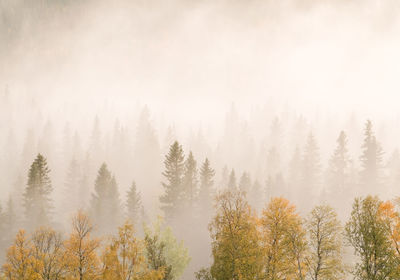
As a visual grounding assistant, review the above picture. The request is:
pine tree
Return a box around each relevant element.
[63,158,81,219]
[182,151,198,207]
[126,181,142,227]
[90,163,121,234]
[301,133,321,208]
[359,120,384,194]
[4,197,18,245]
[219,166,229,189]
[160,141,185,222]
[23,154,53,229]
[198,158,215,217]
[238,172,251,194]
[327,131,351,192]
[249,180,263,213]
[227,169,237,190]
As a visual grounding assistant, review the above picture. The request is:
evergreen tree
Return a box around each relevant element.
[160,141,185,222]
[327,131,351,193]
[23,154,53,229]
[301,133,321,207]
[386,150,400,195]
[90,163,121,234]
[126,181,142,227]
[219,166,229,189]
[249,180,263,213]
[238,172,251,194]
[227,169,237,190]
[288,147,302,201]
[198,158,215,216]
[182,151,198,207]
[4,197,18,244]
[359,120,384,194]
[63,158,81,219]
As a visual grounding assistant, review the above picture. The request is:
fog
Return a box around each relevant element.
[1,0,400,279]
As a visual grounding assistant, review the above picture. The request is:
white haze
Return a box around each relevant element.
[2,0,400,278]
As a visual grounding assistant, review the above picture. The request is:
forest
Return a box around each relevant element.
[2,0,400,279]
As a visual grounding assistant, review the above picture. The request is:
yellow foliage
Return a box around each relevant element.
[261,197,307,280]
[2,230,38,280]
[209,190,263,280]
[101,221,164,280]
[64,210,101,280]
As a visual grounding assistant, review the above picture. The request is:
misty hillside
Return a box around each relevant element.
[1,0,400,280]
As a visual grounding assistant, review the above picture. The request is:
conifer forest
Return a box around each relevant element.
[2,0,400,279]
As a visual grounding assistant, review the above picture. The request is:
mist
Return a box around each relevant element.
[1,0,400,279]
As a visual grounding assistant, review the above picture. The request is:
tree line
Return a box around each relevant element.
[0,119,399,279]
[195,191,400,280]
[2,210,189,280]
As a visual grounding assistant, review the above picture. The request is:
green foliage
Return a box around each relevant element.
[345,196,400,280]
[210,190,262,280]
[144,218,190,280]
[306,205,345,280]
[90,163,121,234]
[182,151,198,207]
[24,154,53,229]
[359,120,384,192]
[160,141,185,222]
[126,181,143,227]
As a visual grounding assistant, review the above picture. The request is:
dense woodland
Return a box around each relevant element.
[1,88,400,279]
[2,0,400,279]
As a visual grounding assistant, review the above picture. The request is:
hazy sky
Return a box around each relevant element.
[2,0,400,122]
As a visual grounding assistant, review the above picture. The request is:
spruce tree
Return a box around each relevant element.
[126,181,142,226]
[183,151,198,206]
[90,163,121,234]
[198,158,215,216]
[63,158,81,218]
[249,180,263,213]
[239,172,251,194]
[160,141,185,222]
[227,169,237,190]
[301,133,321,206]
[327,131,351,195]
[23,154,53,229]
[359,120,384,193]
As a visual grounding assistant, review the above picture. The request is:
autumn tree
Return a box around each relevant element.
[24,154,53,230]
[379,200,400,260]
[64,211,101,280]
[160,141,185,222]
[31,227,66,280]
[90,163,122,234]
[346,196,399,280]
[306,205,344,280]
[209,190,262,280]
[260,197,307,280]
[145,231,172,280]
[101,222,164,280]
[144,218,190,280]
[2,230,36,280]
